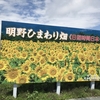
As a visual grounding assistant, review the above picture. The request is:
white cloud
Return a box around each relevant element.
[44,0,100,29]
[0,0,100,33]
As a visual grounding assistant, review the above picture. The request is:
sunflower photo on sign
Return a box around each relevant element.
[1,21,100,84]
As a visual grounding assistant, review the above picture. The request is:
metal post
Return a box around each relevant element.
[56,82,61,95]
[13,84,18,98]
[91,81,95,90]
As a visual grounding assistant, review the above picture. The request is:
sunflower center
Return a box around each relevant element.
[59,55,63,59]
[90,70,95,75]
[22,53,26,57]
[68,76,72,80]
[51,69,56,75]
[30,58,34,61]
[51,57,55,62]
[89,56,93,61]
[25,66,28,71]
[39,51,43,55]
[33,53,37,56]
[9,71,18,79]
[81,57,85,61]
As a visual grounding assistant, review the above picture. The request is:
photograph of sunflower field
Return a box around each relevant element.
[1,21,100,84]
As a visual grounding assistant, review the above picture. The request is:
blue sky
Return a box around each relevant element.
[0,0,100,33]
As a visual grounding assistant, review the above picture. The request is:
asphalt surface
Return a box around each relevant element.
[69,96,100,100]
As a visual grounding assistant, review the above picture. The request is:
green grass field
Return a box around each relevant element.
[0,82,100,100]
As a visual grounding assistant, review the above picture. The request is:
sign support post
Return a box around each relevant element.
[56,82,61,95]
[90,81,95,90]
[13,84,18,98]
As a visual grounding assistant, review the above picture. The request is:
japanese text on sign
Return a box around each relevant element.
[6,27,68,40]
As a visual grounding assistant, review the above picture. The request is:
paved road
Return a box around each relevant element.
[69,96,100,100]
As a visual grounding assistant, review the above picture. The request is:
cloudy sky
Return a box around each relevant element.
[0,0,100,32]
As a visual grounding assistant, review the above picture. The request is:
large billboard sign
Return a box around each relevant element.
[1,21,100,84]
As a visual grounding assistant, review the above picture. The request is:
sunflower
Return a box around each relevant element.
[21,62,31,73]
[88,55,94,63]
[15,52,21,58]
[80,63,87,71]
[48,66,58,78]
[2,51,7,58]
[5,68,20,82]
[84,51,89,56]
[39,57,46,65]
[12,49,18,54]
[0,60,7,70]
[92,50,97,56]
[21,51,28,59]
[78,53,86,64]
[38,50,44,56]
[28,56,35,62]
[35,55,41,62]
[16,75,29,84]
[64,72,75,82]
[88,67,96,75]
[6,53,13,59]
[57,52,65,61]
[48,55,57,64]
[37,68,47,78]
[59,68,66,75]
[56,72,64,82]
[34,66,42,74]
[49,50,56,56]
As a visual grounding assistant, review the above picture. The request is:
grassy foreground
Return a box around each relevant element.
[0,82,100,100]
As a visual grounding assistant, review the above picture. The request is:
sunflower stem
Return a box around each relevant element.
[56,82,61,95]
[13,84,18,98]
